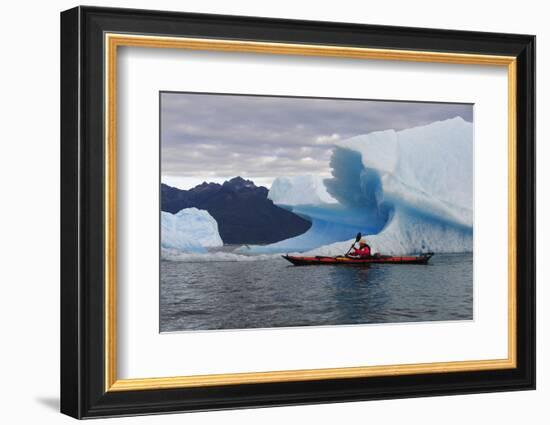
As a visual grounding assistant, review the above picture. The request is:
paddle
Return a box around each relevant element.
[344,232,362,256]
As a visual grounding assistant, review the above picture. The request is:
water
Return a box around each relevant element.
[160,252,473,332]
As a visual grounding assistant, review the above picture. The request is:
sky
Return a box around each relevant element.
[161,92,472,190]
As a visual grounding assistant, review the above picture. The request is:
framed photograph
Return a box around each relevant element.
[60,6,535,419]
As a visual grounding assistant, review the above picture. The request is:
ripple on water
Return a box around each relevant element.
[160,253,473,331]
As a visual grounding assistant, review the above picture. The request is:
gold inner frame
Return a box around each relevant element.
[104,33,517,392]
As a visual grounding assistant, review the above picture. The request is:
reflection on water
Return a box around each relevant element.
[160,253,473,332]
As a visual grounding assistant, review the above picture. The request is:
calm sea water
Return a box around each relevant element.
[160,252,473,332]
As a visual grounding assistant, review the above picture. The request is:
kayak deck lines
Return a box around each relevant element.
[282,253,434,266]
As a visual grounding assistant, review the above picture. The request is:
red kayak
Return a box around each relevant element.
[282,253,434,266]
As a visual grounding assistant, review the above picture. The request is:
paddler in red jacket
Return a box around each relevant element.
[349,239,371,258]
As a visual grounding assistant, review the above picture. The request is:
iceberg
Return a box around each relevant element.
[268,175,337,205]
[161,208,223,253]
[333,116,473,228]
[247,117,473,255]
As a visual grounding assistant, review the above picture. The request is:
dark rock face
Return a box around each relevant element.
[161,177,311,244]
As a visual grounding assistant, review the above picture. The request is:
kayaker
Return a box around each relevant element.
[349,239,371,258]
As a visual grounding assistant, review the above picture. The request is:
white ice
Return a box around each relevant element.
[338,116,473,228]
[161,248,279,262]
[161,208,223,253]
[268,175,337,205]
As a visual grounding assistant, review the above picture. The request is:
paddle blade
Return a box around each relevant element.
[355,232,362,242]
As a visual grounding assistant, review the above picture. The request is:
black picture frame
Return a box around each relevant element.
[61,5,535,419]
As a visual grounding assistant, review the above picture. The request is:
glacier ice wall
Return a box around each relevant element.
[253,117,473,255]
[161,208,223,253]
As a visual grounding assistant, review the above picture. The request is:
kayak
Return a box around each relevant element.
[282,253,434,266]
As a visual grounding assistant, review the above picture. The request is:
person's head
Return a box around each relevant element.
[359,239,367,247]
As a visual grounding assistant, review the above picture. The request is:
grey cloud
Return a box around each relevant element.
[161,92,472,180]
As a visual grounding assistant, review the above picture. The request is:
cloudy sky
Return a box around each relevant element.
[161,92,472,190]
